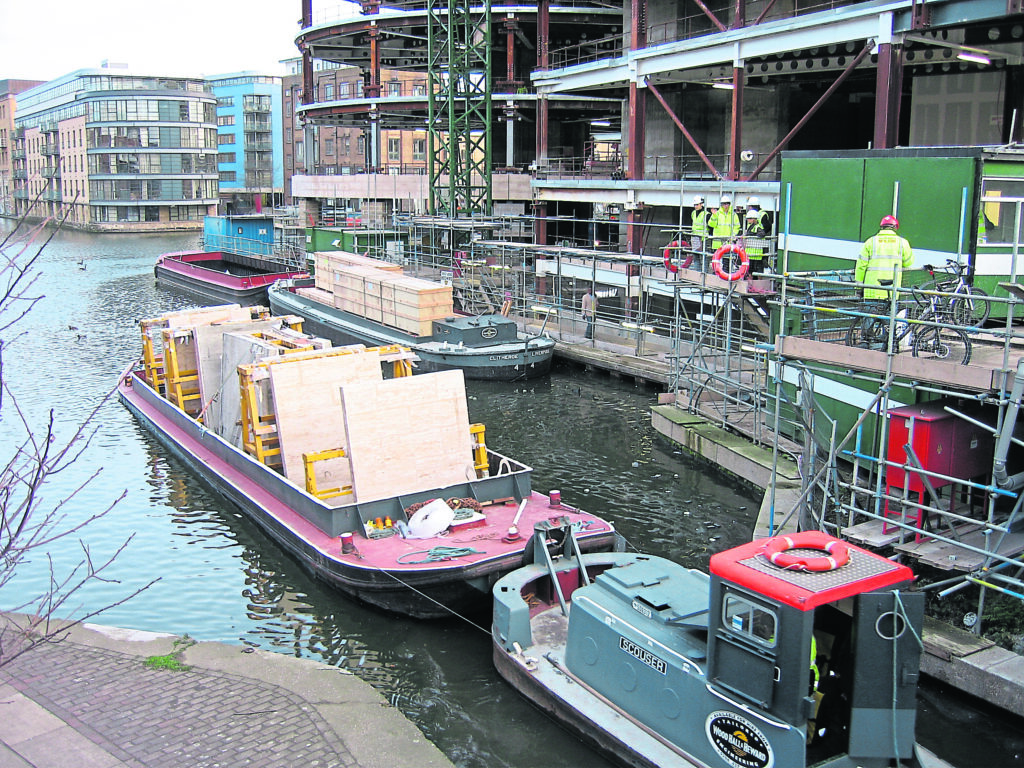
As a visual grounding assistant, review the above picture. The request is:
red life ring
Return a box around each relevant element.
[762,532,850,572]
[662,241,693,273]
[711,244,749,281]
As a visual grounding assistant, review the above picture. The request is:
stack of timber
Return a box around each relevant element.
[119,304,618,617]
[270,250,556,380]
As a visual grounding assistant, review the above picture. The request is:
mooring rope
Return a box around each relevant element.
[396,546,484,564]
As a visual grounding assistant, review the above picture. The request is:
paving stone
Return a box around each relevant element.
[0,641,355,768]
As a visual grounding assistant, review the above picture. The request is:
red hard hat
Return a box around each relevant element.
[880,215,899,229]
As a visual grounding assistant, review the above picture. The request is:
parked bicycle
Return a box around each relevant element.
[919,259,990,326]
[845,283,972,364]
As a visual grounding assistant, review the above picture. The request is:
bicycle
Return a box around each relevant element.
[919,259,990,326]
[844,284,972,364]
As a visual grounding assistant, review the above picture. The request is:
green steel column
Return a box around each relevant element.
[427,0,493,217]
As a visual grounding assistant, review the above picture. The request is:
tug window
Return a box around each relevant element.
[723,595,777,648]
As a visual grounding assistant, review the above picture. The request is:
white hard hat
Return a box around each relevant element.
[693,195,704,205]
[720,195,731,204]
[747,196,760,208]
[746,209,758,219]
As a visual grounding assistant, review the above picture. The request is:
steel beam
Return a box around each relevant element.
[873,41,904,149]
[745,41,874,181]
[645,79,723,180]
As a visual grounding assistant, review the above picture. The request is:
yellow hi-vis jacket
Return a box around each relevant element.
[709,206,740,246]
[855,229,913,300]
[691,208,709,237]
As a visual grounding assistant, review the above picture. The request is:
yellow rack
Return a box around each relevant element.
[303,448,353,500]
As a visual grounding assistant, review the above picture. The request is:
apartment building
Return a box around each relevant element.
[1,79,45,218]
[209,72,284,214]
[13,66,218,231]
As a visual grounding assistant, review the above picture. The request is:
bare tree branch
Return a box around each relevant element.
[0,212,156,668]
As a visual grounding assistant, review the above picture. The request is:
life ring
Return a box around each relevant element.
[711,244,749,281]
[762,532,850,572]
[662,241,693,273]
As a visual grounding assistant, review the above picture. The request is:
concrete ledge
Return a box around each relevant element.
[921,641,1024,715]
[651,405,799,490]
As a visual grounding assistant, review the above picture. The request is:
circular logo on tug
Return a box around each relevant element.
[481,327,498,339]
[705,711,773,768]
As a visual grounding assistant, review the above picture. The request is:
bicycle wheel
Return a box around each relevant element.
[845,316,888,349]
[950,286,990,326]
[912,326,972,364]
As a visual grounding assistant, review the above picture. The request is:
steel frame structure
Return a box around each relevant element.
[427,0,493,218]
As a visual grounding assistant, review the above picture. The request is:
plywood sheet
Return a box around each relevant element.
[340,370,474,503]
[268,351,383,487]
[165,304,251,329]
[194,319,284,428]
[214,329,290,445]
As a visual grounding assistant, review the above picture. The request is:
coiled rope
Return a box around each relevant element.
[397,546,484,564]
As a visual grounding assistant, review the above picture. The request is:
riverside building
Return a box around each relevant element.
[13,66,218,231]
[208,72,284,214]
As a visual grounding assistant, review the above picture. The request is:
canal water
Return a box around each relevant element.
[0,220,1019,767]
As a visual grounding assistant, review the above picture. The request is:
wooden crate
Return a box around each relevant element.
[296,286,334,305]
[315,250,403,273]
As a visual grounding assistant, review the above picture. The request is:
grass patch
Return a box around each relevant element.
[144,634,196,672]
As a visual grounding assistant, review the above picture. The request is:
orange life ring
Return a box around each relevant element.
[762,533,850,572]
[711,244,749,281]
[663,241,693,273]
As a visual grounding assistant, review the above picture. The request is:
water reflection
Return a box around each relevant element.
[3,220,1015,768]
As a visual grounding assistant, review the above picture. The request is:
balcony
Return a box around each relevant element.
[243,103,271,114]
[243,139,274,152]
[13,169,27,180]
[41,142,59,156]
[42,188,62,201]
[40,120,58,134]
[243,119,272,133]
[12,148,26,160]
[13,189,28,199]
[244,171,274,188]
[42,165,61,179]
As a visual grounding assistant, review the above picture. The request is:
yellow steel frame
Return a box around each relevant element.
[237,343,417,468]
[470,422,488,477]
[237,364,282,468]
[140,318,167,390]
[161,329,203,417]
[302,447,353,500]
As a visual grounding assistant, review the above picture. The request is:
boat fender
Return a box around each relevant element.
[711,244,749,281]
[662,241,693,273]
[763,533,850,572]
[407,498,456,539]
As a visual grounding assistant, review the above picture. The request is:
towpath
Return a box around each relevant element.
[0,619,454,768]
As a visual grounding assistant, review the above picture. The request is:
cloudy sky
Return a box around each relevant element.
[0,1,358,81]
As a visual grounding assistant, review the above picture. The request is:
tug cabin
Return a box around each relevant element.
[708,532,924,764]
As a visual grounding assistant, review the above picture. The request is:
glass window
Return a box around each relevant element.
[412,138,425,161]
[388,137,400,162]
[325,83,334,99]
[723,594,777,648]
[980,178,1024,246]
[217,115,235,126]
[218,134,235,145]
[324,138,334,155]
